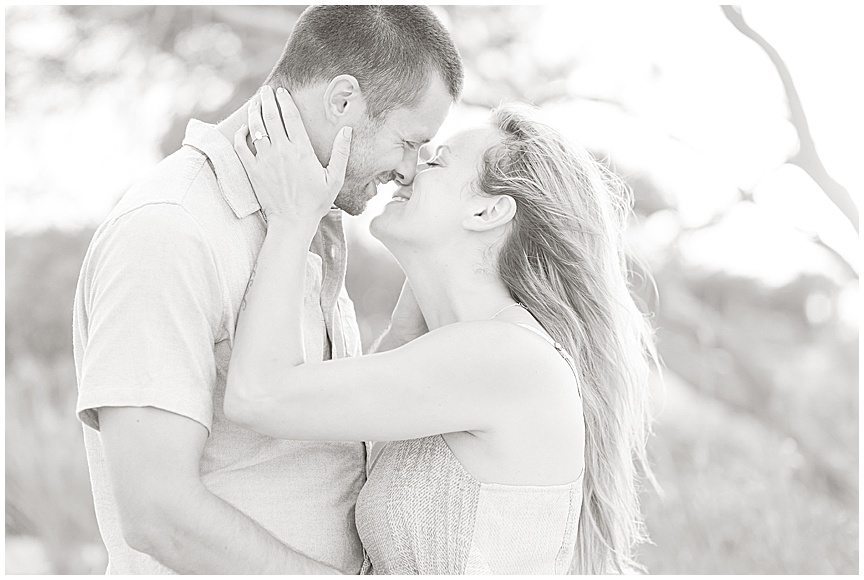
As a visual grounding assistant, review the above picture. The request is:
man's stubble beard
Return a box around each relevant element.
[332,120,379,217]
[333,174,371,217]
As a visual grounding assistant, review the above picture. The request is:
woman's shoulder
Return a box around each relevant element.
[429,319,564,357]
[428,321,585,484]
[419,320,578,397]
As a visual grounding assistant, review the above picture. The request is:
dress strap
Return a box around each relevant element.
[513,323,581,398]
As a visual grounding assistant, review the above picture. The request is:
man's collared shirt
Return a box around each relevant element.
[73,119,365,574]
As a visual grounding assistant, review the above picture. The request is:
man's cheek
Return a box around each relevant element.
[344,155,369,183]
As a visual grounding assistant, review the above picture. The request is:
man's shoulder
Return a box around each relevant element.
[91,142,244,254]
[81,146,220,277]
[108,146,211,219]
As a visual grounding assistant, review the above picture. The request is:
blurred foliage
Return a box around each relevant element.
[5,5,858,574]
[5,230,103,573]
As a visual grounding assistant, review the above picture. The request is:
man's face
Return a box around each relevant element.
[333,76,453,216]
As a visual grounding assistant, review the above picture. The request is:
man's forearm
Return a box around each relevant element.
[135,482,340,574]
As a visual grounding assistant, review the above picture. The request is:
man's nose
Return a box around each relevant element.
[393,149,420,186]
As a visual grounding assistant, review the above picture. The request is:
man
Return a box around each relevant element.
[73,6,462,574]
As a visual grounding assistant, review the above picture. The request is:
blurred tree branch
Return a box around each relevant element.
[722,5,859,233]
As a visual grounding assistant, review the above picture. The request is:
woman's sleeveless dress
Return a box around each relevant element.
[355,323,584,574]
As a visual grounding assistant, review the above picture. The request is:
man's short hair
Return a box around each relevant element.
[266,5,464,120]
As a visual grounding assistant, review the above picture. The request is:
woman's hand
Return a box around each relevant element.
[235,85,352,226]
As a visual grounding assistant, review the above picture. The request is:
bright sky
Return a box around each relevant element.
[5,5,861,288]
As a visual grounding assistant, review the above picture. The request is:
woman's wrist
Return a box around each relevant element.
[264,213,320,241]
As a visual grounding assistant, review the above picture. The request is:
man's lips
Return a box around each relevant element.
[364,175,393,198]
[364,182,378,199]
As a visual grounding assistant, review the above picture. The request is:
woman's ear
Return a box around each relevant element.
[462,195,517,232]
[323,75,366,123]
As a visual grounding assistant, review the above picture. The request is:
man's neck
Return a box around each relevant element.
[216,105,253,151]
[215,86,328,162]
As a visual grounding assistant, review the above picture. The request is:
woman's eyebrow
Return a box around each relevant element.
[420,143,450,162]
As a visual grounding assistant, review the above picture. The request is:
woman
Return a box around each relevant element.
[224,90,657,574]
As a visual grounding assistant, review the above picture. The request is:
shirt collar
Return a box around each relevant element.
[182,119,346,230]
[182,119,261,219]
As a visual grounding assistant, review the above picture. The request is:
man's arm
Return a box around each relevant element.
[99,406,339,574]
[368,279,428,354]
[77,203,342,573]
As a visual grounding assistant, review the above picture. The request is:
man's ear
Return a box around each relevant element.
[462,195,517,232]
[323,75,365,123]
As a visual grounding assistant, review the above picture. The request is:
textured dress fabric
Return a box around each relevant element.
[355,321,584,575]
[355,435,583,575]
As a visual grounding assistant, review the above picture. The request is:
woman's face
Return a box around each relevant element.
[369,124,502,251]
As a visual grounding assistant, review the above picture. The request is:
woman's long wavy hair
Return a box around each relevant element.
[476,103,659,574]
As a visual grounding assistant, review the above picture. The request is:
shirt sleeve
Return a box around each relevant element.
[76,203,224,433]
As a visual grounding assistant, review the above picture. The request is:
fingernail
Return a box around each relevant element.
[343,127,353,139]
[276,86,285,94]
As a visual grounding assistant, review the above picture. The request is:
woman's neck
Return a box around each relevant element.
[399,253,516,331]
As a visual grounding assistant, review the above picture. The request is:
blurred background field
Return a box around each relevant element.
[4,5,859,574]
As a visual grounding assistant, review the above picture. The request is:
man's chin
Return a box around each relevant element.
[334,183,376,216]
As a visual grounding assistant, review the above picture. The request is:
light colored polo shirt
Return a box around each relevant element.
[73,119,366,574]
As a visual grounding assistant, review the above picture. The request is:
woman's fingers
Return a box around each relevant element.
[325,126,352,194]
[233,123,255,167]
[247,94,271,154]
[260,86,288,147]
[275,87,313,150]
